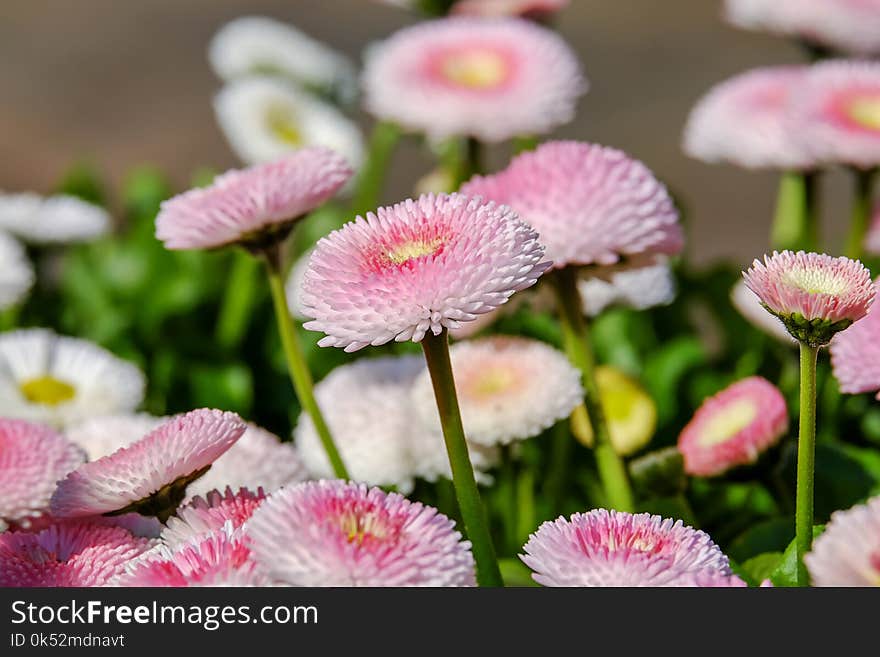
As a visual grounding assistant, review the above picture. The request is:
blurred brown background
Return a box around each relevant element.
[0,0,854,264]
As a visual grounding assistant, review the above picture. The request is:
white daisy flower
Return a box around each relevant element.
[208,16,357,105]
[578,257,677,317]
[0,192,110,244]
[730,279,794,345]
[0,329,145,428]
[65,413,164,461]
[214,77,364,172]
[0,232,34,311]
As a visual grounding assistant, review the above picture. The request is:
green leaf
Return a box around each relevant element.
[642,336,707,425]
[727,517,793,562]
[769,525,825,587]
[741,552,783,585]
[499,558,538,587]
[638,495,696,527]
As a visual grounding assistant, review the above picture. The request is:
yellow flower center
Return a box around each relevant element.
[386,238,444,265]
[338,512,388,545]
[783,268,850,296]
[266,106,302,146]
[19,376,76,406]
[441,50,508,89]
[469,366,517,399]
[698,398,757,447]
[847,96,880,131]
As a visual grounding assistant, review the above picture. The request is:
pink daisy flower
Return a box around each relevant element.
[301,193,549,352]
[451,0,569,18]
[0,520,153,587]
[686,570,750,587]
[677,377,789,477]
[462,141,683,268]
[120,523,268,587]
[831,280,880,399]
[790,60,880,169]
[805,495,880,586]
[866,202,880,255]
[247,481,476,586]
[521,509,732,586]
[362,17,585,142]
[50,409,247,522]
[0,419,84,526]
[155,147,353,251]
[743,251,875,346]
[162,487,267,548]
[683,66,812,170]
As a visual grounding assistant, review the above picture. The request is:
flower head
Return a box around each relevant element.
[301,193,549,352]
[162,487,267,548]
[0,329,145,429]
[0,232,33,311]
[462,141,683,268]
[731,279,794,344]
[683,66,812,170]
[247,481,476,586]
[214,77,364,170]
[830,280,880,399]
[0,192,109,244]
[412,336,582,446]
[743,251,875,345]
[578,256,676,316]
[452,0,569,17]
[65,413,164,461]
[0,520,152,587]
[805,495,880,586]
[0,419,84,525]
[362,17,585,142]
[790,60,880,169]
[521,509,732,586]
[678,377,788,477]
[156,147,353,251]
[50,409,247,522]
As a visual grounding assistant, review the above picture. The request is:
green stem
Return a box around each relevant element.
[421,330,503,587]
[351,121,401,216]
[771,170,819,252]
[545,420,572,514]
[264,249,349,479]
[215,250,262,349]
[552,268,635,512]
[845,167,876,260]
[513,136,539,154]
[795,343,818,587]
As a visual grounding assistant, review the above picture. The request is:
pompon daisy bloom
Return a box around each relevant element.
[155,147,353,251]
[452,0,569,17]
[831,280,880,399]
[0,231,34,310]
[187,424,308,500]
[731,279,794,344]
[866,203,880,255]
[0,520,152,587]
[805,495,880,586]
[743,251,875,345]
[0,192,110,244]
[362,17,586,142]
[209,16,357,104]
[683,66,812,170]
[121,522,268,587]
[521,509,732,587]
[790,60,880,169]
[411,337,582,446]
[50,409,247,522]
[0,419,84,526]
[578,256,676,317]
[678,377,789,477]
[301,193,550,352]
[162,487,266,548]
[247,481,476,586]
[65,413,164,461]
[214,77,364,171]
[0,329,145,429]
[462,141,683,268]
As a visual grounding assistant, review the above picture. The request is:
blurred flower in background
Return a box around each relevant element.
[0,192,109,244]
[0,232,34,311]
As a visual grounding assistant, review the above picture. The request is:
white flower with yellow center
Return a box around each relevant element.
[0,193,109,244]
[0,232,34,311]
[0,329,145,429]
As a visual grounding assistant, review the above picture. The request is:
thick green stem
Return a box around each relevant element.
[264,250,348,479]
[552,268,635,512]
[795,343,818,587]
[351,121,401,216]
[771,170,819,252]
[845,168,876,259]
[216,250,262,349]
[421,330,503,587]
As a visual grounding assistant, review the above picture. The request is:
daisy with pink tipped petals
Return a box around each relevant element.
[678,377,789,477]
[683,66,811,170]
[301,193,549,352]
[155,147,352,251]
[452,0,569,17]
[0,520,152,587]
[162,487,266,548]
[521,509,732,587]
[50,409,247,522]
[362,17,585,142]
[743,251,874,346]
[0,418,84,526]
[831,280,880,399]
[805,496,880,586]
[462,141,683,268]
[247,481,476,586]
